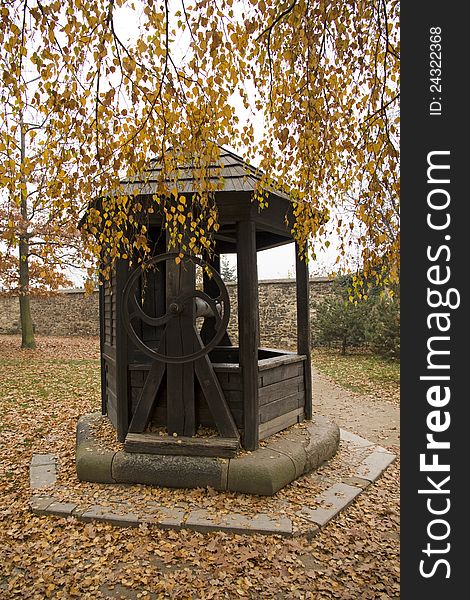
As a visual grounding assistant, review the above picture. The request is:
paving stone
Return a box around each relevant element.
[45,501,78,517]
[374,445,396,455]
[340,475,371,489]
[141,505,186,527]
[30,495,56,515]
[74,412,340,497]
[75,414,117,483]
[79,505,140,528]
[31,454,56,467]
[354,450,396,482]
[340,429,375,448]
[30,415,395,535]
[297,482,362,527]
[185,509,293,536]
[30,464,57,489]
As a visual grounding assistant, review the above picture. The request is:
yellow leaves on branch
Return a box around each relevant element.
[1,0,399,287]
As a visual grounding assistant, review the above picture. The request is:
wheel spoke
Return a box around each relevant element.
[142,313,173,327]
[121,252,230,363]
[130,292,173,327]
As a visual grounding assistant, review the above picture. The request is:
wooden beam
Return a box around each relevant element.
[141,237,166,344]
[252,194,293,234]
[124,433,239,457]
[237,220,260,450]
[166,257,196,436]
[165,321,186,436]
[181,316,197,436]
[295,243,312,420]
[255,231,292,252]
[214,233,237,244]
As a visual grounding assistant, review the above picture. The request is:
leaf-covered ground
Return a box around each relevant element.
[0,336,399,599]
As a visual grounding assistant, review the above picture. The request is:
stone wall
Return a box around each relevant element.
[0,278,335,348]
[226,278,334,350]
[0,290,100,336]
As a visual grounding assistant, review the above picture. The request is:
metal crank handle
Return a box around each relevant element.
[194,297,222,318]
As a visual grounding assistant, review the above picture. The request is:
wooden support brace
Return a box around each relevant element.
[128,360,166,433]
[193,330,239,440]
[128,333,167,433]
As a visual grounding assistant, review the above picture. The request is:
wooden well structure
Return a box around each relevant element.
[98,148,312,455]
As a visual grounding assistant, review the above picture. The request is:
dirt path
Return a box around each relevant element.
[312,366,400,448]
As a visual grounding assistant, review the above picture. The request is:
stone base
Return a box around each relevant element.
[31,426,396,536]
[76,412,340,496]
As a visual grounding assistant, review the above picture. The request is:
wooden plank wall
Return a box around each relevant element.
[103,271,117,347]
[258,359,305,440]
[127,355,306,443]
[103,351,118,429]
[128,365,244,432]
[102,270,118,428]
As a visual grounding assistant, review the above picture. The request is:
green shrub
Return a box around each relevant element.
[313,296,368,355]
[313,273,400,357]
[365,298,400,358]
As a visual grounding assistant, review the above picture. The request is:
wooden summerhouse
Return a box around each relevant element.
[97,148,312,455]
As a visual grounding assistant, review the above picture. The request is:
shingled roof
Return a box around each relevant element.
[120,146,291,201]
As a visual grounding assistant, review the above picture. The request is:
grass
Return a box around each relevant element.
[312,346,400,403]
[0,359,100,405]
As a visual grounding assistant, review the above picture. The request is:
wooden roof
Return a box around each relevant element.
[79,147,296,250]
[121,147,291,201]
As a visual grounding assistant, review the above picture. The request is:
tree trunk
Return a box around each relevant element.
[18,234,35,348]
[341,337,347,355]
[19,116,35,349]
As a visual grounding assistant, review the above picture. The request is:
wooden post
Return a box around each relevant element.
[142,238,166,345]
[200,254,220,345]
[237,220,259,450]
[295,243,312,420]
[115,258,130,442]
[166,257,196,437]
[98,278,107,415]
[200,253,231,346]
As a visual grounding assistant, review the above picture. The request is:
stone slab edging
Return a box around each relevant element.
[30,424,395,538]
